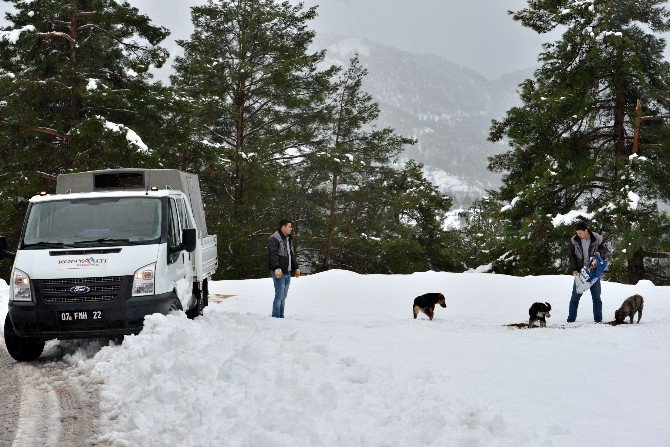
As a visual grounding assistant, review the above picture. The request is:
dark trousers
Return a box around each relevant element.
[568,278,602,322]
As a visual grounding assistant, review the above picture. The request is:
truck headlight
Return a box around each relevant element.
[132,262,156,296]
[11,268,32,301]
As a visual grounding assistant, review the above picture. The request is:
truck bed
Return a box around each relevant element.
[196,235,218,281]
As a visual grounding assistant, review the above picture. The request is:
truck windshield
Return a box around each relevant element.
[22,197,162,248]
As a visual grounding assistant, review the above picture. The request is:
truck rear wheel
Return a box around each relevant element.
[185,285,202,320]
[203,278,209,308]
[4,314,44,362]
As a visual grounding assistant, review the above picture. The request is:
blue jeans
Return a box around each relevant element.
[568,278,602,322]
[272,274,291,318]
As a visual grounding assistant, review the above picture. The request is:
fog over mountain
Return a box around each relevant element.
[317,35,534,206]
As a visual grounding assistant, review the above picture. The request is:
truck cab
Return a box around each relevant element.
[1,169,218,361]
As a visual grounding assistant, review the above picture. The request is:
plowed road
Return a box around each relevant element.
[0,338,104,447]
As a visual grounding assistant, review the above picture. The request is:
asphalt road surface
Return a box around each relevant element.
[0,337,105,447]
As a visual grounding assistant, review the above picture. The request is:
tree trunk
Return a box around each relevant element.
[323,95,345,270]
[322,173,338,270]
[64,1,80,158]
[336,201,363,266]
[612,42,627,173]
[626,250,646,284]
[234,77,245,209]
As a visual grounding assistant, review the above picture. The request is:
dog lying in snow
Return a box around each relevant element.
[615,294,644,324]
[528,302,551,328]
[413,293,446,320]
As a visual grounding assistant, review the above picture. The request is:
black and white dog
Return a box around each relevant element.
[413,293,446,320]
[528,302,552,328]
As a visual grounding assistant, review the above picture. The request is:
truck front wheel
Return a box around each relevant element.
[4,314,44,362]
[169,296,183,313]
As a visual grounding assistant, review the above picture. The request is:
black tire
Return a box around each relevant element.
[185,285,202,320]
[169,296,183,313]
[4,314,44,362]
[202,278,209,309]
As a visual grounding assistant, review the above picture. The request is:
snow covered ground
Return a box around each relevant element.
[2,271,670,446]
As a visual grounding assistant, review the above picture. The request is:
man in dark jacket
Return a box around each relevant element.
[268,219,300,318]
[567,220,609,323]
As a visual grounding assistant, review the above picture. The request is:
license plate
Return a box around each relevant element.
[60,310,103,322]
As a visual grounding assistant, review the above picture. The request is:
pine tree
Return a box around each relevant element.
[171,0,336,279]
[489,0,670,283]
[0,0,170,277]
[318,55,415,270]
[459,197,507,270]
[330,161,460,274]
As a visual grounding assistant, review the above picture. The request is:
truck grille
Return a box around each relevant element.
[38,277,123,303]
[44,295,118,303]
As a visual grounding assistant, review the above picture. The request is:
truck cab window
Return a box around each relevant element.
[168,199,182,248]
[177,197,191,230]
[22,197,162,246]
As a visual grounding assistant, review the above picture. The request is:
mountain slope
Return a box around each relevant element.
[317,35,535,205]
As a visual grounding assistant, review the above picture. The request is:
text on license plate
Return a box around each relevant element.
[60,311,103,321]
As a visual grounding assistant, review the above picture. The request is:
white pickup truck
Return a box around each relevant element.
[0,169,218,361]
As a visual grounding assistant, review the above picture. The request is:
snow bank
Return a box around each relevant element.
[48,270,670,446]
[88,309,539,446]
[466,263,492,273]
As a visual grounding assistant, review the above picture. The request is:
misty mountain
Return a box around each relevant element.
[316,35,535,206]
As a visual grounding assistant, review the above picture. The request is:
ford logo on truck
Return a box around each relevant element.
[70,286,91,294]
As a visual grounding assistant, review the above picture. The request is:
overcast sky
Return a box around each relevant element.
[3,1,670,79]
[131,0,548,79]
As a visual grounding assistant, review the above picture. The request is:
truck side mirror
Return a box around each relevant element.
[182,228,197,253]
[0,236,16,260]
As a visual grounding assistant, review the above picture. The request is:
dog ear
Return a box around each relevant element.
[545,302,551,308]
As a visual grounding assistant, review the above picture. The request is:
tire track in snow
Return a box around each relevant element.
[0,341,21,447]
[1,339,108,447]
[11,363,61,447]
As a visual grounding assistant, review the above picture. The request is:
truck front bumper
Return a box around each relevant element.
[7,276,175,340]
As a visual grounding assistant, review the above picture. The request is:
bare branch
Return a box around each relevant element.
[35,127,72,143]
[37,31,75,44]
[36,171,57,180]
[205,126,237,148]
[643,251,670,259]
[81,106,138,114]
